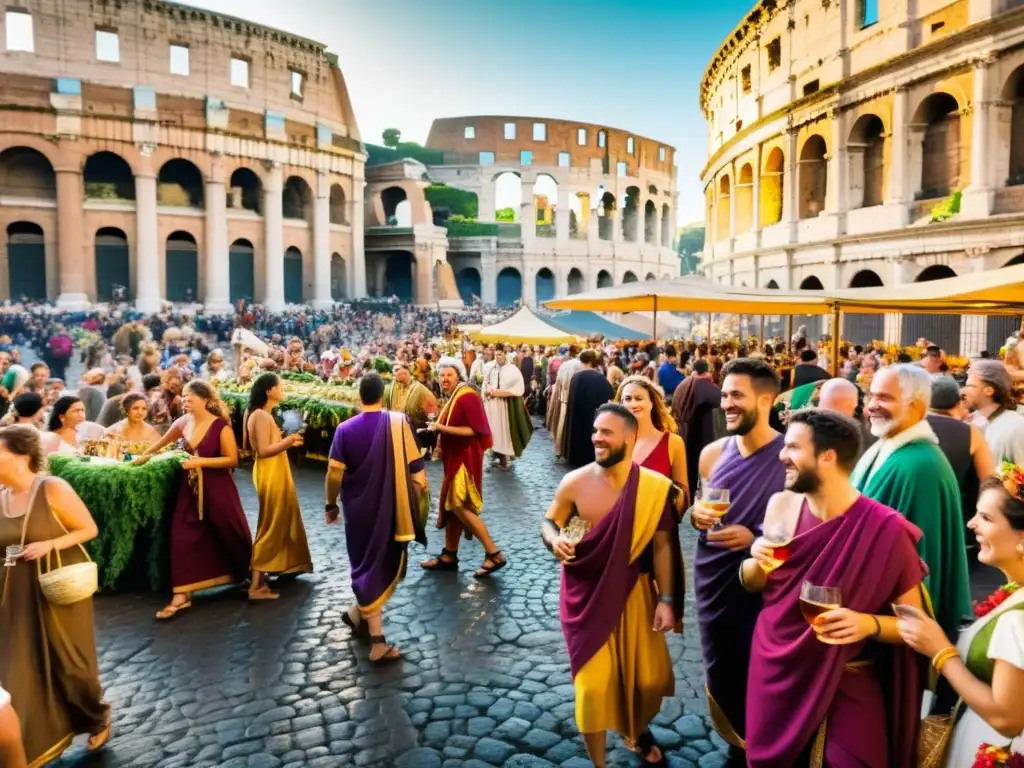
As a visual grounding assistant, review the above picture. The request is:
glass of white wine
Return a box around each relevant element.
[560,516,592,562]
[699,486,730,530]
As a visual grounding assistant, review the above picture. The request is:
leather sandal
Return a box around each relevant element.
[86,710,112,752]
[420,548,459,571]
[156,597,192,620]
[342,609,371,641]
[368,635,402,666]
[473,550,507,578]
[630,730,667,766]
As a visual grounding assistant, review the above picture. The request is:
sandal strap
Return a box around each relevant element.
[485,550,503,560]
[369,634,387,644]
[440,548,459,559]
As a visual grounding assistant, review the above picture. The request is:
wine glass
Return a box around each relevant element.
[699,486,730,530]
[759,522,794,574]
[4,545,23,567]
[560,516,592,562]
[800,581,843,642]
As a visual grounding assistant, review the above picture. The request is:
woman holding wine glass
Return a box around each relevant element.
[897,469,1024,766]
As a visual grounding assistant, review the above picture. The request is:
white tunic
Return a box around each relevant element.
[482,361,525,457]
[945,588,1024,767]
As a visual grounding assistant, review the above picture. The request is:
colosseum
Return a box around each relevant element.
[699,0,1024,355]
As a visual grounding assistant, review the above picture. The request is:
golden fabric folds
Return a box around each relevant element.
[439,385,473,426]
[388,412,418,543]
[444,464,483,515]
[251,426,313,576]
[358,551,407,616]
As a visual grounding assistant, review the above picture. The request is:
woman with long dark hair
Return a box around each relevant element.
[135,380,253,619]
[244,374,311,598]
[41,395,87,456]
[104,392,160,446]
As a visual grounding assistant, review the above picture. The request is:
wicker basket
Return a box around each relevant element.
[918,702,960,768]
[36,545,98,606]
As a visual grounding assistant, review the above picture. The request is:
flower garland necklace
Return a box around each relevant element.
[972,743,1024,768]
[974,582,1021,619]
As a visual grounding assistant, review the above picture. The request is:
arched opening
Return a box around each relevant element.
[903,264,959,350]
[158,159,204,207]
[916,93,961,199]
[1005,67,1024,186]
[644,200,658,244]
[535,267,555,304]
[623,271,638,283]
[661,203,672,247]
[1003,253,1024,268]
[915,264,957,282]
[849,115,885,208]
[229,168,262,214]
[165,231,198,302]
[494,172,522,222]
[331,254,347,300]
[844,270,885,344]
[796,275,824,340]
[760,147,784,226]
[6,222,46,300]
[0,147,56,200]
[736,163,754,233]
[381,186,410,227]
[496,267,522,306]
[598,190,616,240]
[645,272,657,281]
[229,239,255,303]
[800,276,824,290]
[799,135,827,219]
[329,184,347,225]
[849,269,883,288]
[765,279,779,289]
[384,251,414,302]
[534,174,558,237]
[456,267,481,304]
[570,192,587,239]
[83,152,135,201]
[94,227,130,301]
[716,175,731,237]
[597,269,613,288]
[624,186,641,241]
[283,176,313,223]
[567,268,584,295]
[284,246,304,303]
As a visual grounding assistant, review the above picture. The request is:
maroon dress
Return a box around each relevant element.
[170,418,253,594]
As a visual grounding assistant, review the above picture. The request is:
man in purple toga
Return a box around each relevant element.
[742,410,927,766]
[325,372,427,664]
[690,358,784,765]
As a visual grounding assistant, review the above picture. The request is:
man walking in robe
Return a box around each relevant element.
[691,358,785,765]
[671,358,722,489]
[420,358,507,577]
[546,345,581,458]
[743,410,927,767]
[325,373,427,664]
[543,403,679,767]
[564,349,614,468]
[383,362,437,443]
[852,363,972,633]
[482,346,529,469]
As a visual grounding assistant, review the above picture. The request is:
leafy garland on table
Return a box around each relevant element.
[278,371,320,384]
[218,391,359,431]
[48,452,187,591]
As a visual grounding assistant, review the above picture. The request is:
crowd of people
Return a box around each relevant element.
[0,300,1021,767]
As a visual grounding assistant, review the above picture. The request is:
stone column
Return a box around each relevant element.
[521,181,536,242]
[633,202,645,245]
[612,205,624,243]
[555,188,570,246]
[587,204,599,251]
[311,170,333,308]
[350,175,367,298]
[751,145,762,237]
[134,146,161,313]
[961,55,996,219]
[204,156,232,313]
[884,312,904,346]
[56,167,88,309]
[960,314,987,358]
[781,129,798,241]
[263,162,285,311]
[728,177,738,240]
[885,87,910,205]
[825,110,847,214]
[522,263,537,307]
[481,245,497,305]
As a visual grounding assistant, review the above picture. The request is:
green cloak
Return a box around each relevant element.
[507,397,533,458]
[851,440,972,633]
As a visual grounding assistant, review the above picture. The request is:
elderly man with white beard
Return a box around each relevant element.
[851,363,972,634]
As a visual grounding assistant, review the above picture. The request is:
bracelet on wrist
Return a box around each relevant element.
[870,615,882,638]
[658,594,673,604]
[932,647,960,674]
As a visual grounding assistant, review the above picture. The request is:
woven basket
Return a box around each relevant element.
[36,545,98,606]
[918,702,960,768]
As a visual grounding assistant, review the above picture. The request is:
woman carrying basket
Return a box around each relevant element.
[0,424,111,765]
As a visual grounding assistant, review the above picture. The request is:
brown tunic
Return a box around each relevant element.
[0,477,107,767]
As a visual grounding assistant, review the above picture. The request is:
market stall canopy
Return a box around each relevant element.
[545,311,651,341]
[544,276,834,315]
[617,311,691,338]
[471,306,579,345]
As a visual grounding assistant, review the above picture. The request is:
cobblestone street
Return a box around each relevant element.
[55,427,727,768]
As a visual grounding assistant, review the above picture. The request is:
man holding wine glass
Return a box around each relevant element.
[742,409,928,767]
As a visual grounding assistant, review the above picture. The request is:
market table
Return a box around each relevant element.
[48,452,186,592]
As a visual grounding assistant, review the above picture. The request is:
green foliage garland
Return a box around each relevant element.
[279,371,320,383]
[930,191,962,222]
[49,453,186,591]
[424,184,479,218]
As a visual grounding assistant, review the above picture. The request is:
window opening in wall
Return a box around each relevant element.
[290,70,304,99]
[860,0,879,27]
[504,122,516,140]
[577,128,587,146]
[558,151,571,167]
[931,21,945,34]
[520,150,533,166]
[532,122,547,141]
[627,136,635,155]
[464,126,475,139]
[767,37,781,71]
[598,130,606,148]
[170,44,190,76]
[5,9,33,52]
[616,161,627,177]
[479,151,495,165]
[96,29,119,62]
[230,57,250,88]
[741,65,752,93]
[803,79,819,96]
[658,147,666,162]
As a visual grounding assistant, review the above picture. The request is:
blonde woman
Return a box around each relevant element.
[614,375,688,497]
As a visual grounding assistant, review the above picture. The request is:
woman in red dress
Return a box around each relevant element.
[615,375,688,494]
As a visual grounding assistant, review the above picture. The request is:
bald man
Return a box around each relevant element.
[818,378,858,418]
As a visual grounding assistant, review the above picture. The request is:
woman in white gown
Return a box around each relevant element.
[898,471,1024,765]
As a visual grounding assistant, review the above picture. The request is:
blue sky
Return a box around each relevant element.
[192,0,754,224]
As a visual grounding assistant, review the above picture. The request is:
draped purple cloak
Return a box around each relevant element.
[330,412,426,609]
[746,496,927,767]
[694,434,785,744]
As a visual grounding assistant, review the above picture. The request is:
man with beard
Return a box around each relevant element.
[962,359,1024,465]
[742,410,927,767]
[420,358,507,577]
[383,362,437,442]
[690,357,785,765]
[542,403,679,767]
[851,364,971,634]
[482,346,530,469]
[671,358,722,488]
[563,349,615,468]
